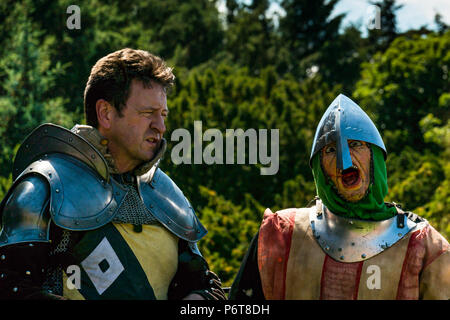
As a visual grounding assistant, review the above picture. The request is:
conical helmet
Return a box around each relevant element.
[310,94,386,170]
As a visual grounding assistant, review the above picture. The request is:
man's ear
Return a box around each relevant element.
[96,99,114,130]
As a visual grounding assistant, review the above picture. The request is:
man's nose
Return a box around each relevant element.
[152,114,166,135]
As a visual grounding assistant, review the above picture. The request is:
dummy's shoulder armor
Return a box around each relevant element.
[138,168,207,242]
[309,199,418,263]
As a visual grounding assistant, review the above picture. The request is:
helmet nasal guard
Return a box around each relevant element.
[310,94,386,170]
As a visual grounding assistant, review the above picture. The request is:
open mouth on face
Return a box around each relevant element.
[146,137,159,147]
[340,166,361,188]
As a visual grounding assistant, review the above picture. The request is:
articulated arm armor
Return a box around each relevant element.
[168,241,226,300]
[0,175,60,299]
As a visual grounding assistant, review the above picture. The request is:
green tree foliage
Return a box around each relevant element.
[223,0,277,72]
[414,114,449,237]
[0,0,74,196]
[0,0,448,286]
[195,186,263,284]
[162,64,339,211]
[354,31,450,151]
[278,0,344,77]
[355,31,450,238]
[368,0,403,53]
[1,0,224,115]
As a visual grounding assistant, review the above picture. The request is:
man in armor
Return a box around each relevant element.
[229,94,449,300]
[0,48,225,300]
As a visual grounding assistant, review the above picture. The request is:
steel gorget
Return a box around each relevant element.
[309,199,417,262]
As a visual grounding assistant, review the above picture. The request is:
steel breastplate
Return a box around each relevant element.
[309,200,417,262]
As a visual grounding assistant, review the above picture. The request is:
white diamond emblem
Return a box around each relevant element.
[81,237,124,295]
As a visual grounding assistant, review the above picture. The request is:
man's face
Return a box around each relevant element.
[107,79,167,172]
[321,140,371,202]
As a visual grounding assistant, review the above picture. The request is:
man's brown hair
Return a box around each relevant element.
[84,48,175,128]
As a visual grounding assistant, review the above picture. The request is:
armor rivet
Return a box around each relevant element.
[0,273,4,278]
[361,254,367,259]
[167,221,171,224]
[26,144,29,148]
[26,271,31,275]
[12,287,18,293]
[29,243,34,247]
[55,189,60,193]
[91,154,96,159]
[44,129,48,133]
[0,255,5,260]
[75,221,79,225]
[185,232,189,235]
[325,246,330,251]
[96,218,100,222]
[69,138,73,142]
[398,233,402,237]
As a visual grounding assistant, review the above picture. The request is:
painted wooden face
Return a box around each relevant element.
[321,140,371,202]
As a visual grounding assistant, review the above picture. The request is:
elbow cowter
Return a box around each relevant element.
[0,174,53,299]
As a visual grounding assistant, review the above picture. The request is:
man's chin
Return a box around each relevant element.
[142,152,156,162]
[141,147,159,161]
